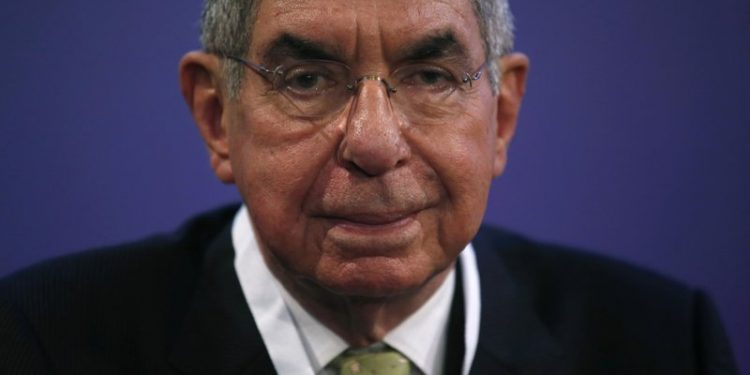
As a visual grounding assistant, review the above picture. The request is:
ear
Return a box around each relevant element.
[492,52,529,177]
[179,51,235,184]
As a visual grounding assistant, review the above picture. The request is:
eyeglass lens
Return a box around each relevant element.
[251,59,481,122]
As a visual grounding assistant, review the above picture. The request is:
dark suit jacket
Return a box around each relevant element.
[0,204,738,374]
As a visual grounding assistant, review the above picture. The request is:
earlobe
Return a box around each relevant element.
[493,52,530,177]
[179,51,235,183]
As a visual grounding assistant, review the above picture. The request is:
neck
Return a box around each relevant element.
[265,257,454,347]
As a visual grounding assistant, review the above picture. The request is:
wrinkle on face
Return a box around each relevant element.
[225,0,502,345]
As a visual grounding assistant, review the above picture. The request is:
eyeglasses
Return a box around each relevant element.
[225,55,486,121]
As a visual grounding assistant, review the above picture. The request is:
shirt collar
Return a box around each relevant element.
[383,267,455,375]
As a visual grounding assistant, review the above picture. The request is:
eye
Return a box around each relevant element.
[396,64,458,93]
[281,63,340,97]
[415,70,449,85]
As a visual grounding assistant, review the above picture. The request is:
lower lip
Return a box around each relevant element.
[324,214,422,254]
[333,214,416,232]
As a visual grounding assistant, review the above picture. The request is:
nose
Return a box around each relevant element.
[338,77,411,176]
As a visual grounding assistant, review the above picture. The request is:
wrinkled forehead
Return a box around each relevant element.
[249,0,484,66]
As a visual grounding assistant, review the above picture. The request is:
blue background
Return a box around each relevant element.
[1,0,748,371]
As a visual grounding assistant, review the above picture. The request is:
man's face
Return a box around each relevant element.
[222,0,510,297]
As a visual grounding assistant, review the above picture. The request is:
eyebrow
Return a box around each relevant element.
[396,30,470,65]
[262,33,341,63]
[260,29,473,68]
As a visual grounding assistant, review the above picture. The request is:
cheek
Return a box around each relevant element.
[411,111,496,195]
[227,109,340,249]
[407,110,497,246]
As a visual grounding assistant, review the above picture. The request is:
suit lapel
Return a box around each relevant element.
[443,260,466,375]
[168,224,276,375]
[470,230,563,375]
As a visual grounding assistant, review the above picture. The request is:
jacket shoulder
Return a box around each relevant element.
[0,204,240,373]
[471,225,738,374]
[473,224,691,302]
[1,203,238,299]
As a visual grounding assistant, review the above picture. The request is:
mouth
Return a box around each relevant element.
[325,211,418,228]
[316,209,424,253]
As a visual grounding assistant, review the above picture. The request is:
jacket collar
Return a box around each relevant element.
[168,224,275,374]
[470,228,563,375]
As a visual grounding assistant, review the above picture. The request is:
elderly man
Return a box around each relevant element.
[0,0,738,374]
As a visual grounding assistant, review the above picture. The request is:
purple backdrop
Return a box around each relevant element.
[1,0,748,370]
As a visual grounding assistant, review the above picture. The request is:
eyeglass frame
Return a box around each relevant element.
[217,53,488,120]
[224,54,486,92]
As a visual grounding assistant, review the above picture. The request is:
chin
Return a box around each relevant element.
[316,258,437,299]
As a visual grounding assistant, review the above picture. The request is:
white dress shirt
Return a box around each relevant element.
[232,206,481,374]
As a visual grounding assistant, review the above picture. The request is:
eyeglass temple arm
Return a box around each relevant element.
[225,55,278,77]
[463,61,488,87]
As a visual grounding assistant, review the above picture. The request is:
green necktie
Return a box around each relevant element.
[333,349,411,375]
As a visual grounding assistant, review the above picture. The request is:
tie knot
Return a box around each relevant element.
[332,346,411,375]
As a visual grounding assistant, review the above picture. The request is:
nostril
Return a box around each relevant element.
[338,134,410,177]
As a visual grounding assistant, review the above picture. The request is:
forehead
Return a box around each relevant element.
[249,0,483,62]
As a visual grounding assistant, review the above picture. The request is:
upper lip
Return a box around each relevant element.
[318,210,419,225]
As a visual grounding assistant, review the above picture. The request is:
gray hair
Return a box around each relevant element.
[200,0,514,97]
